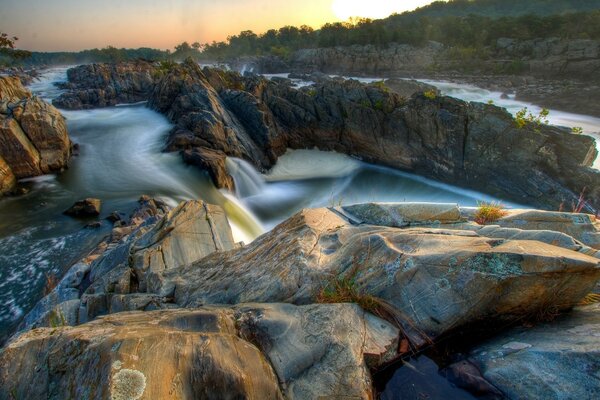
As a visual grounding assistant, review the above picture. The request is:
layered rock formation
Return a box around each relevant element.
[53,61,159,109]
[53,60,600,210]
[1,304,399,400]
[0,76,72,195]
[149,61,599,210]
[289,42,444,76]
[4,198,600,398]
[0,198,600,399]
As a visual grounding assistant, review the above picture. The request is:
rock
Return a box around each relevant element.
[383,78,439,98]
[182,147,235,191]
[53,61,159,109]
[453,303,600,399]
[0,76,72,185]
[129,200,236,294]
[0,155,16,195]
[53,61,600,210]
[164,206,600,348]
[289,42,444,75]
[64,198,102,217]
[1,303,398,400]
[149,62,600,211]
[106,211,123,223]
[342,202,462,227]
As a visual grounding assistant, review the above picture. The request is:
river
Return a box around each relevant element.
[0,67,598,346]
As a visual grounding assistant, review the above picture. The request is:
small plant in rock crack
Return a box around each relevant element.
[423,89,437,100]
[514,107,549,130]
[474,201,508,225]
[572,126,584,134]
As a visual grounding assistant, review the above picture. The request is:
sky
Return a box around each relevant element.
[0,0,441,52]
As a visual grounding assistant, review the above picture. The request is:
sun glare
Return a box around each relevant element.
[332,0,410,20]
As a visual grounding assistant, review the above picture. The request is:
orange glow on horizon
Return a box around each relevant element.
[1,0,439,52]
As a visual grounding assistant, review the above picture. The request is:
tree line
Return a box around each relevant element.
[201,10,600,60]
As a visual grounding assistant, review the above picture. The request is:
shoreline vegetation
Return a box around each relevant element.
[1,0,599,72]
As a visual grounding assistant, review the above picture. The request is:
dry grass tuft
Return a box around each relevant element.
[474,201,508,225]
[317,270,431,356]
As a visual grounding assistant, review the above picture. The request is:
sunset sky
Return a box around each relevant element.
[0,0,441,52]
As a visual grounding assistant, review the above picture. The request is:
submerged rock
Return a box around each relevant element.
[64,198,102,217]
[0,76,72,195]
[0,303,398,400]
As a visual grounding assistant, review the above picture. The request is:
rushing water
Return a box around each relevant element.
[1,67,599,351]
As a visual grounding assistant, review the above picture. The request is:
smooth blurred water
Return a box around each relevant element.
[0,68,261,339]
[2,66,598,342]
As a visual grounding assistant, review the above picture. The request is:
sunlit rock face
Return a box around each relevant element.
[0,304,398,400]
[0,76,72,195]
[5,200,600,399]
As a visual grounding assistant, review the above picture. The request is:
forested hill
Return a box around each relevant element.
[406,0,600,18]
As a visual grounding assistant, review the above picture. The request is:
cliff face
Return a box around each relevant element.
[0,76,72,196]
[285,38,600,78]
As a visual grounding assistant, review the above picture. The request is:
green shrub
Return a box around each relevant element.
[423,89,437,100]
[515,107,549,130]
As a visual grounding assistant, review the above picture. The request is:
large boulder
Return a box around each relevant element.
[53,61,159,109]
[0,76,72,189]
[451,303,600,399]
[164,205,600,347]
[0,303,399,400]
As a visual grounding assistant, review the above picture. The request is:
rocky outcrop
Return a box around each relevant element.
[15,198,236,333]
[289,42,444,76]
[450,303,600,399]
[53,60,600,209]
[0,76,71,195]
[165,205,600,346]
[147,61,599,211]
[6,200,600,398]
[495,37,600,78]
[0,303,398,400]
[52,61,159,109]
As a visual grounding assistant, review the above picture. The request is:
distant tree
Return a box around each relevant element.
[0,32,31,65]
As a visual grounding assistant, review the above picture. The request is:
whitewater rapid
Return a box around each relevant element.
[2,66,599,341]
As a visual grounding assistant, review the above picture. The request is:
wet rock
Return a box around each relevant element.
[64,198,102,217]
[455,303,600,399]
[1,304,398,400]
